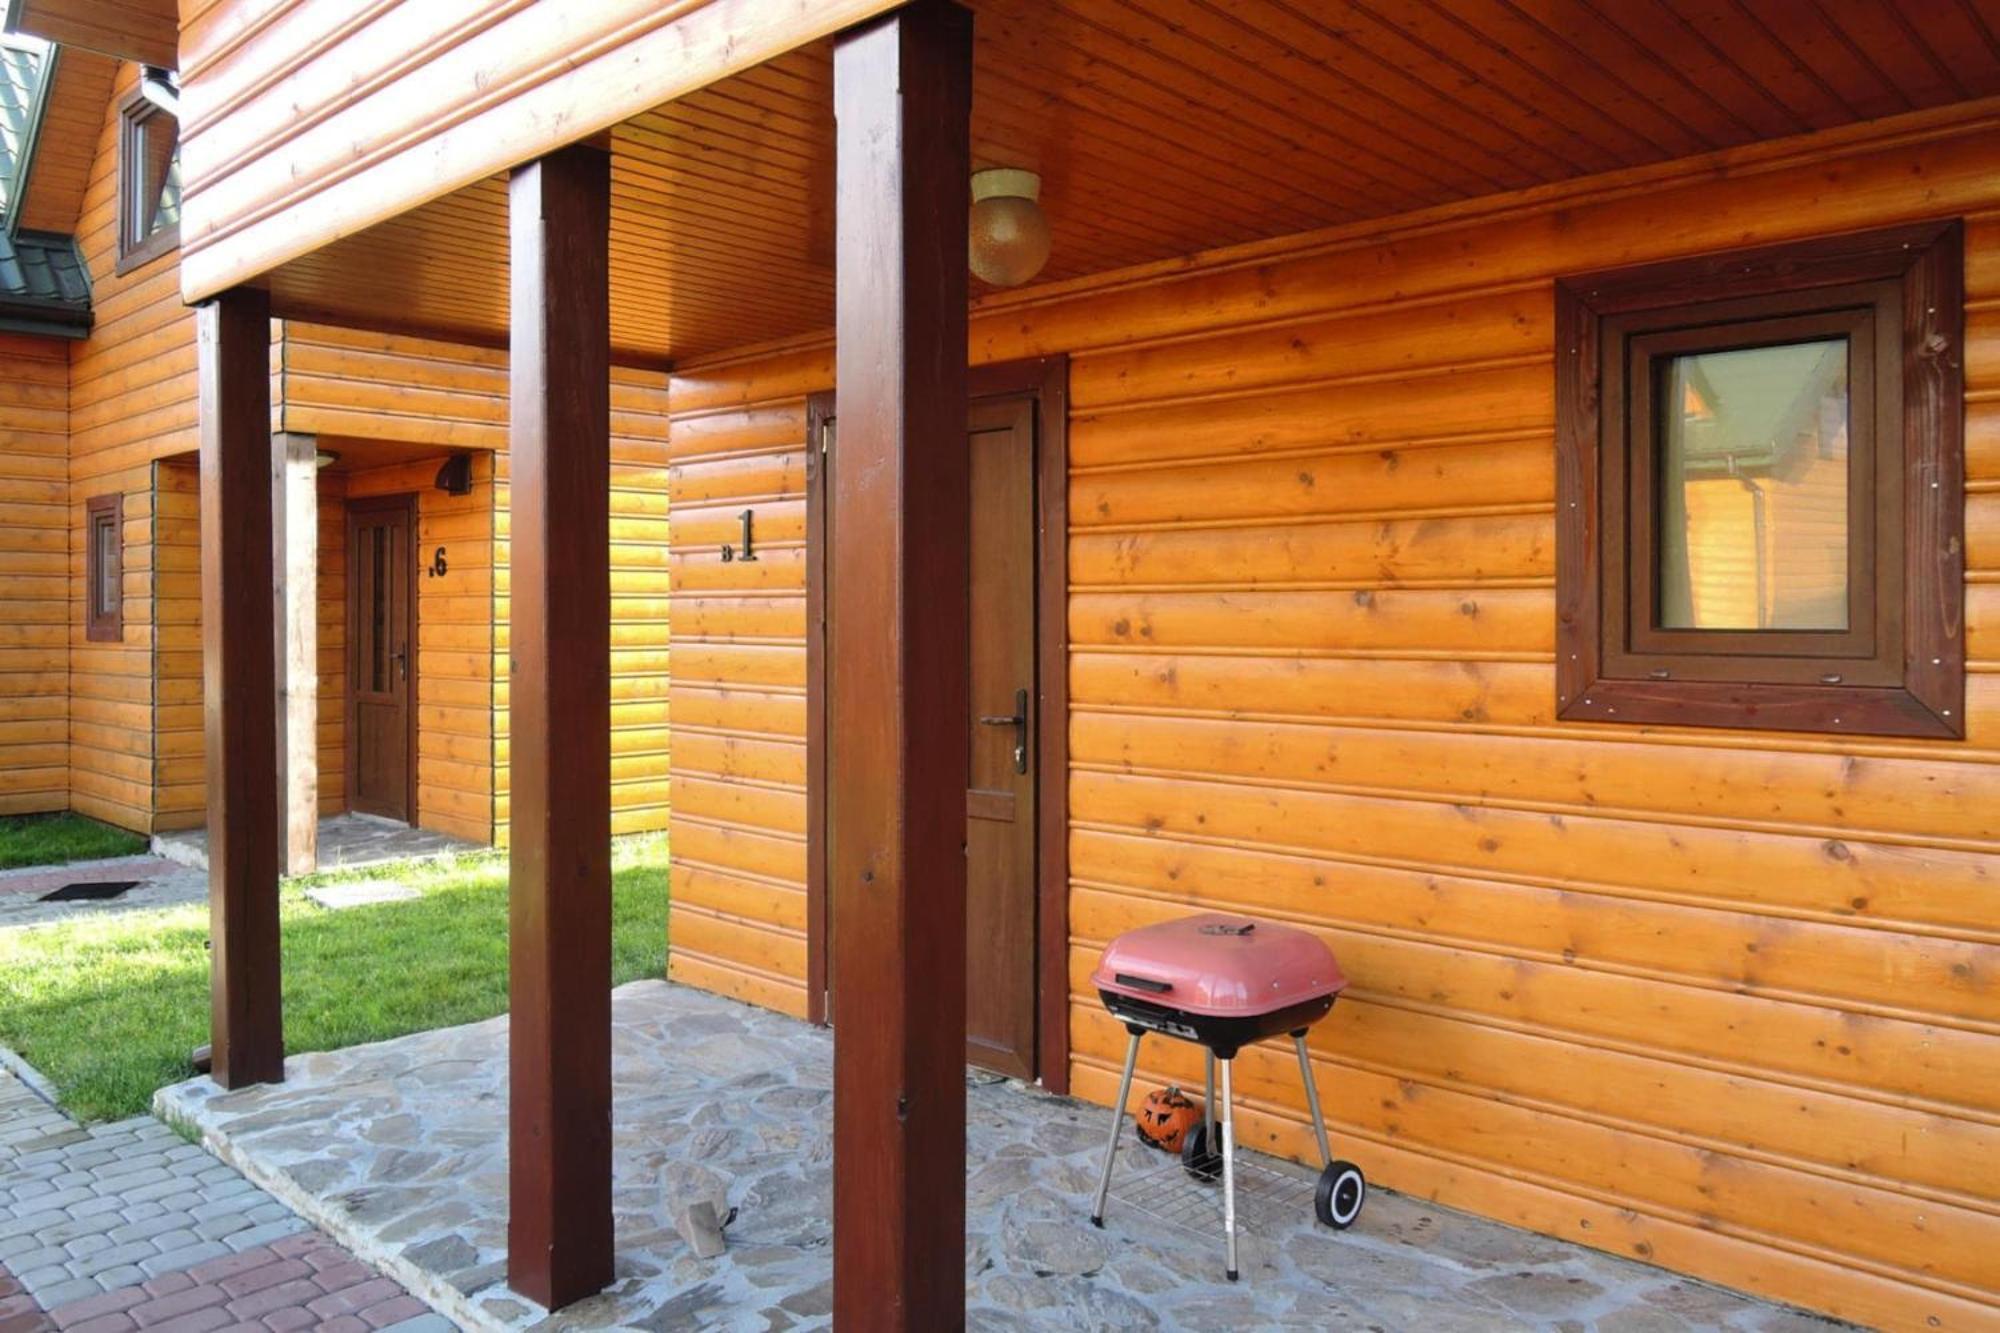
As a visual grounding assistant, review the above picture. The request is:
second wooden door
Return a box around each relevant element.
[810,387,1046,1080]
[347,496,416,823]
[964,395,1039,1078]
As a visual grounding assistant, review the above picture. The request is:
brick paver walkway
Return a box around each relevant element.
[0,859,207,932]
[0,1066,450,1333]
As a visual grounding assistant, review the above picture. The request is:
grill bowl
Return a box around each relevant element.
[1091,913,1346,1056]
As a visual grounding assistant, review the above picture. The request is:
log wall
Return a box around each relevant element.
[0,334,72,816]
[51,63,672,841]
[68,62,190,832]
[664,346,817,1012]
[665,108,2000,1331]
[489,366,676,847]
[156,323,675,845]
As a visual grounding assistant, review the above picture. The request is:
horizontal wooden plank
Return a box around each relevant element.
[1071,769,1996,936]
[1070,512,1553,588]
[1068,587,1553,654]
[1071,712,2000,844]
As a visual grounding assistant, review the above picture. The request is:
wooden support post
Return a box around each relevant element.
[272,431,319,876]
[505,142,614,1311]
[830,4,973,1327]
[198,286,283,1089]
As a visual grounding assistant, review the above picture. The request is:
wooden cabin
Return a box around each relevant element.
[4,1,1995,1329]
[0,37,671,851]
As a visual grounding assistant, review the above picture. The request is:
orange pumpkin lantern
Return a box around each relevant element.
[1134,1085,1202,1153]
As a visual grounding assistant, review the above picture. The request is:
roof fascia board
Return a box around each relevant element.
[0,298,90,335]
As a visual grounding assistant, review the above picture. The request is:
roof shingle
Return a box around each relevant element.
[0,36,91,333]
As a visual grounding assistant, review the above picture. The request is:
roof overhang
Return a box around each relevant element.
[0,227,91,331]
[174,0,898,303]
[4,0,175,69]
[1,36,51,233]
[217,1,2000,369]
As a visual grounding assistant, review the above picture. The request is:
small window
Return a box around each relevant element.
[86,494,123,643]
[116,79,181,272]
[1555,222,1964,738]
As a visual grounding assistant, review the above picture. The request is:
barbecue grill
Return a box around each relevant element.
[1088,913,1366,1281]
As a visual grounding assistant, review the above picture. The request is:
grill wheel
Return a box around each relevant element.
[1316,1160,1367,1229]
[1180,1121,1222,1181]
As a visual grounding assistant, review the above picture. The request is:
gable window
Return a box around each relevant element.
[86,494,123,643]
[116,74,181,272]
[1555,221,1964,738]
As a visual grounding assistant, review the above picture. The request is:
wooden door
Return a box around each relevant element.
[810,386,1050,1080]
[963,396,1038,1078]
[347,496,416,822]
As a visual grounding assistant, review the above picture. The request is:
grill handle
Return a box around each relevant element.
[1113,973,1173,995]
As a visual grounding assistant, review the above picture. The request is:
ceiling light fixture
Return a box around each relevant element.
[969,168,1050,288]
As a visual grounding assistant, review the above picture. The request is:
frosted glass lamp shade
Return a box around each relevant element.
[969,168,1050,287]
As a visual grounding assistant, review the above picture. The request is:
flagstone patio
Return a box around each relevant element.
[155,981,1839,1332]
[154,816,483,876]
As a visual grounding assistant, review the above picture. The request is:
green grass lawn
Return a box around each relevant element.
[0,833,668,1122]
[0,812,149,870]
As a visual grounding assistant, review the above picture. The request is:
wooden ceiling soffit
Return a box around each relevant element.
[14,46,119,234]
[174,0,898,304]
[245,0,2000,366]
[257,41,844,368]
[9,0,177,69]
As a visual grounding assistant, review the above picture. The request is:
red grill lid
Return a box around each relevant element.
[1091,913,1346,1017]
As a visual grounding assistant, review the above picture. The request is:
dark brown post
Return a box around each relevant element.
[505,142,614,1311]
[198,286,283,1089]
[831,3,973,1327]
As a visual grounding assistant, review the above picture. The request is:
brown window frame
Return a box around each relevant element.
[1555,221,1964,739]
[115,86,179,275]
[86,493,124,643]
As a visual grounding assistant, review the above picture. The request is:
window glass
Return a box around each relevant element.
[1657,338,1849,631]
[86,496,121,641]
[371,526,390,692]
[130,108,181,245]
[93,512,118,616]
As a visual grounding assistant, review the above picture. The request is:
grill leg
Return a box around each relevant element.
[1220,1055,1239,1281]
[1294,1031,1332,1167]
[1203,1049,1216,1142]
[1091,1029,1142,1227]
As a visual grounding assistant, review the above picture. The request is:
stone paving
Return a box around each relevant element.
[0,815,483,934]
[0,859,207,932]
[159,980,1846,1333]
[153,819,481,877]
[0,1065,445,1332]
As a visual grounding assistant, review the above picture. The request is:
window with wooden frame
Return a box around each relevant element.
[1555,221,1964,738]
[116,81,181,272]
[86,494,123,643]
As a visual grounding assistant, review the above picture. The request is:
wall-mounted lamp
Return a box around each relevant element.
[138,66,179,117]
[969,168,1050,288]
[313,449,340,470]
[434,453,474,496]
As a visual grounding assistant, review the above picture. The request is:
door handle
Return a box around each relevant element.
[977,688,1029,774]
[391,648,408,681]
